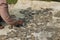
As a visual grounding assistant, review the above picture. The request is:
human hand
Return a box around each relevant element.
[17,20,24,25]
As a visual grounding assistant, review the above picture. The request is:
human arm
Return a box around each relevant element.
[0,0,17,25]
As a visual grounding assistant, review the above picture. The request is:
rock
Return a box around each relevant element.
[7,30,17,38]
[47,37,53,40]
[0,35,7,40]
[54,11,60,17]
[56,19,60,23]
[31,34,35,40]
[52,34,60,40]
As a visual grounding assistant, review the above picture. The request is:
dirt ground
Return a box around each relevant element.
[0,1,60,40]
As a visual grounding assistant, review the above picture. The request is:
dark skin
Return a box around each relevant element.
[0,0,23,29]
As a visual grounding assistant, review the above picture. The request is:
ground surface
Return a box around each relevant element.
[0,1,60,40]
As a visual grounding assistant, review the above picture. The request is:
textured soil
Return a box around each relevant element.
[0,1,60,40]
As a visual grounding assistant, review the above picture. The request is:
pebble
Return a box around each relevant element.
[7,30,17,38]
[0,35,7,40]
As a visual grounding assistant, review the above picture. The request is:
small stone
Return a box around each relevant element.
[31,34,35,40]
[56,19,60,23]
[54,11,60,17]
[8,25,14,29]
[0,35,7,40]
[7,30,17,38]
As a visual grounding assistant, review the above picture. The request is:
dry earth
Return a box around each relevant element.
[0,1,60,40]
